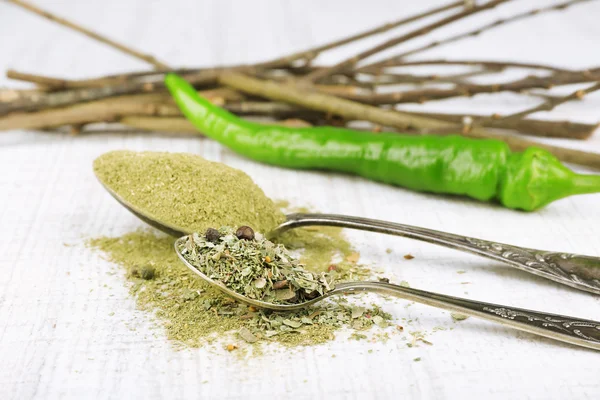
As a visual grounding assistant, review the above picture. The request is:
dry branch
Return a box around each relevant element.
[258,0,465,67]
[361,0,593,70]
[304,0,511,82]
[220,72,600,169]
[338,69,600,105]
[501,82,600,121]
[6,0,170,70]
[402,110,597,139]
[359,59,573,74]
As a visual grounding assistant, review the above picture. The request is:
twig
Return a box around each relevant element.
[402,110,598,139]
[361,0,593,70]
[225,102,319,118]
[0,88,45,103]
[258,0,465,67]
[3,2,464,89]
[119,115,314,133]
[119,116,199,134]
[0,81,164,116]
[3,70,67,90]
[303,0,510,82]
[0,92,322,131]
[359,59,573,74]
[336,68,600,105]
[219,72,600,169]
[0,68,244,115]
[500,82,600,121]
[6,0,170,70]
[6,66,250,90]
[366,69,492,86]
[0,95,180,131]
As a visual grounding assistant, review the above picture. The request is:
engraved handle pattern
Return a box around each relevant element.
[330,282,600,350]
[481,306,600,343]
[463,237,600,295]
[277,214,600,295]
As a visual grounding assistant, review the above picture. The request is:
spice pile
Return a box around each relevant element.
[89,150,396,350]
[178,226,333,304]
[93,150,285,234]
[89,228,392,349]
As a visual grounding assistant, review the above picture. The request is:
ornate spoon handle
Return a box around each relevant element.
[330,282,600,351]
[273,213,600,295]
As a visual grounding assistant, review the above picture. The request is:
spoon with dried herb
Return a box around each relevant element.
[176,225,600,351]
[181,226,332,304]
[94,150,600,295]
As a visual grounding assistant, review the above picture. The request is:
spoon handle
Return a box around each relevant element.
[274,213,600,295]
[332,281,600,351]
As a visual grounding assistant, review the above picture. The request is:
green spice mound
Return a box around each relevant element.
[93,150,285,234]
[88,230,393,349]
[179,227,332,304]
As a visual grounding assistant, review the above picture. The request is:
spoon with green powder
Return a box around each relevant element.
[174,225,600,351]
[93,150,600,295]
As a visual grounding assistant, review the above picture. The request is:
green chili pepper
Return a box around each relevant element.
[165,73,600,211]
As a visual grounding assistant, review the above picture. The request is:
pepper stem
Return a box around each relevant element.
[571,173,600,196]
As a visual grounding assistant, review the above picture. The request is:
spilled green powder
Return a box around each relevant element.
[89,230,391,349]
[275,201,359,274]
[94,151,285,234]
[90,151,396,350]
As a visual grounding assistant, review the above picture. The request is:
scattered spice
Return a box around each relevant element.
[88,230,393,349]
[413,357,422,362]
[226,344,238,352]
[404,254,415,260]
[350,333,368,341]
[345,252,360,263]
[451,313,469,321]
[88,153,406,351]
[140,266,155,280]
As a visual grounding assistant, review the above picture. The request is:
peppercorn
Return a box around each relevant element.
[236,225,255,241]
[140,266,155,280]
[205,227,221,243]
[272,280,289,290]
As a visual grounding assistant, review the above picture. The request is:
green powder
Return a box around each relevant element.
[89,230,392,349]
[89,151,395,350]
[274,202,357,273]
[94,151,285,234]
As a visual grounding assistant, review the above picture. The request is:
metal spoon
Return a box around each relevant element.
[97,179,600,295]
[174,236,600,351]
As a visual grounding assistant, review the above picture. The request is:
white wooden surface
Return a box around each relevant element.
[2,1,600,399]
